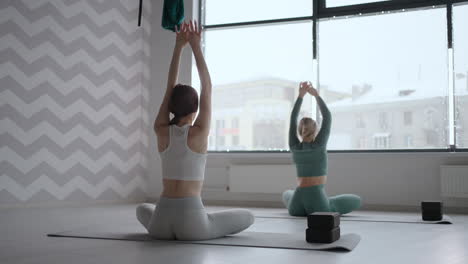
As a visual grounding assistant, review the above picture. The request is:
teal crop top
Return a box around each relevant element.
[289,96,331,177]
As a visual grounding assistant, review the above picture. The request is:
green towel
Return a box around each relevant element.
[162,0,185,32]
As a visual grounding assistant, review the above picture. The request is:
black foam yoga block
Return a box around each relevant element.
[422,213,443,221]
[306,227,341,244]
[422,208,443,215]
[307,212,340,229]
[421,201,443,211]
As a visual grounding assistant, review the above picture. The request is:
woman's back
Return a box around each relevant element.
[289,93,331,178]
[158,124,207,198]
[160,125,207,180]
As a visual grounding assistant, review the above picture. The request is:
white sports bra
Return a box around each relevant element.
[160,125,207,181]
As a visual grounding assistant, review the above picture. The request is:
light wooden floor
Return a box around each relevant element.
[1,204,467,264]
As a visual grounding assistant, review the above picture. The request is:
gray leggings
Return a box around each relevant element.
[136,196,254,241]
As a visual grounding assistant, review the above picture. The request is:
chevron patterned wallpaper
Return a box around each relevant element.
[0,0,152,205]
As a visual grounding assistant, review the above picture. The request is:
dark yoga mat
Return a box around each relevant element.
[254,211,453,224]
[48,225,361,252]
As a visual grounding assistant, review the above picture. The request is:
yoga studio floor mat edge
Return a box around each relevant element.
[254,213,453,224]
[47,230,361,252]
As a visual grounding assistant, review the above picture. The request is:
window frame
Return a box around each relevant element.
[453,3,468,150]
[199,0,468,153]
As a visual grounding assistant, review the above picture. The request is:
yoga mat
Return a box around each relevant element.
[254,211,453,224]
[48,225,360,252]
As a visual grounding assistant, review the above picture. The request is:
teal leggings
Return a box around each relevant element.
[282,185,362,216]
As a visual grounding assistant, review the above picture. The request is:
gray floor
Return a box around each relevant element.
[1,204,468,264]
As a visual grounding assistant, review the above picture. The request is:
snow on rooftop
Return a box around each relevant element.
[327,80,468,109]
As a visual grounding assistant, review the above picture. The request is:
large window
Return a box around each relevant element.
[204,0,313,25]
[199,0,467,152]
[319,8,449,150]
[200,22,314,151]
[454,4,468,148]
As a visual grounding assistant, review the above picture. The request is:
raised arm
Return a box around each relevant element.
[190,20,212,135]
[289,82,308,149]
[154,23,189,133]
[308,86,332,145]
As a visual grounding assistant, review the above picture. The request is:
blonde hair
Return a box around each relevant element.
[298,117,317,142]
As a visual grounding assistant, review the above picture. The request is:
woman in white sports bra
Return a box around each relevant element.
[136,20,254,240]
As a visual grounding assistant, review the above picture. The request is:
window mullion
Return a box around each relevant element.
[447,4,456,148]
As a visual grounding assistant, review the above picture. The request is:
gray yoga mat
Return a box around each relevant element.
[48,226,361,252]
[254,211,453,224]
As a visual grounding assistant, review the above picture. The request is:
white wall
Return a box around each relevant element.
[148,1,468,210]
[0,0,151,206]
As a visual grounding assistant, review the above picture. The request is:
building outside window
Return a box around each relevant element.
[404,111,413,126]
[373,133,391,149]
[356,113,365,128]
[378,112,388,130]
[232,135,240,146]
[404,134,413,147]
[215,120,225,148]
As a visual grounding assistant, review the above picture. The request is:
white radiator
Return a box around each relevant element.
[204,167,229,191]
[228,164,297,193]
[440,165,468,198]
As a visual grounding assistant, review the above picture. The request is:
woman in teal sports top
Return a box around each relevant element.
[282,81,362,216]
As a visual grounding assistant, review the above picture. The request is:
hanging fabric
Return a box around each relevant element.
[162,0,185,32]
